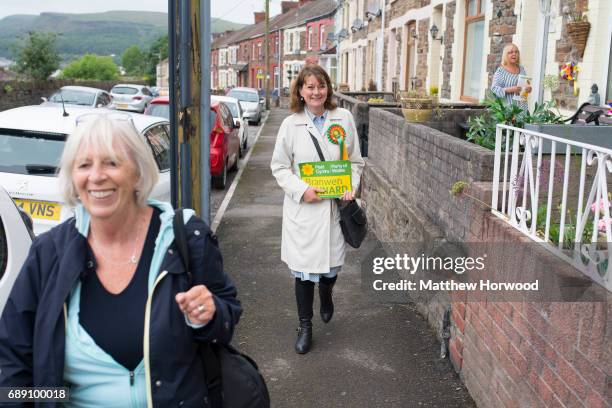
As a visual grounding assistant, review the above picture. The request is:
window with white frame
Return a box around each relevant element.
[285,32,291,54]
[320,26,326,50]
[293,31,300,53]
[461,0,485,101]
[307,27,313,50]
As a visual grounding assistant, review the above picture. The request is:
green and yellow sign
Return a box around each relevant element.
[299,160,352,198]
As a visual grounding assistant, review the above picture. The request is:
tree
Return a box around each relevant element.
[144,35,169,85]
[61,54,119,80]
[13,32,61,81]
[121,45,146,76]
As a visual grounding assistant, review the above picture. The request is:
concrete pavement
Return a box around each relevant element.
[215,108,475,408]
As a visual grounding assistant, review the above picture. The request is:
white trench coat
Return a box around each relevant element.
[270,108,365,274]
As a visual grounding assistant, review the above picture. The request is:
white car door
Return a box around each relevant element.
[0,188,33,314]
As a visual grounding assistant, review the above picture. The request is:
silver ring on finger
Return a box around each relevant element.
[197,304,206,313]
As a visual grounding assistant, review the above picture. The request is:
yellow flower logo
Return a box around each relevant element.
[302,164,315,176]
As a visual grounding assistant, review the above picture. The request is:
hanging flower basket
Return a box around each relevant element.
[566,20,590,59]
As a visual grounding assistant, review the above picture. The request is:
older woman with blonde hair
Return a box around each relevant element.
[491,43,532,110]
[0,112,241,407]
[271,64,365,354]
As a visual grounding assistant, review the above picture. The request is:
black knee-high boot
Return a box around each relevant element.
[294,278,314,354]
[319,275,337,323]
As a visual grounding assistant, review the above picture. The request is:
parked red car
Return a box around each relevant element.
[145,98,240,189]
[210,101,241,189]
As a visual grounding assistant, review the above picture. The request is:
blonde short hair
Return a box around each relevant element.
[501,43,520,66]
[58,114,159,207]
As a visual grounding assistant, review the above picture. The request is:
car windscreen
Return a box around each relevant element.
[227,90,259,102]
[111,87,139,95]
[147,104,170,120]
[50,90,95,106]
[0,129,65,176]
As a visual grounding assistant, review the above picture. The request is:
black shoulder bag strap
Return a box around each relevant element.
[172,209,223,406]
[307,131,326,162]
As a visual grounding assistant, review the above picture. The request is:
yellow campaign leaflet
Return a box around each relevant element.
[299,160,352,198]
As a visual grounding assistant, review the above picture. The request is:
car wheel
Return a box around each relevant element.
[238,142,244,159]
[212,162,227,189]
[242,137,248,151]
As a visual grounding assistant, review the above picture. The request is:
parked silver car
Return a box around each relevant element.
[110,84,154,113]
[227,87,263,125]
[42,86,113,108]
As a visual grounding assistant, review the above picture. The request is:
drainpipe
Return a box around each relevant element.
[533,0,552,106]
[376,0,385,91]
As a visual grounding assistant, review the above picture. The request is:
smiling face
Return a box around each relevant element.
[72,140,139,221]
[299,75,328,114]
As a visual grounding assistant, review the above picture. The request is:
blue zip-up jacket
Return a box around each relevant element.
[0,202,242,407]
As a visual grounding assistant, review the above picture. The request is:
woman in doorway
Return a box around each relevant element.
[491,43,532,111]
[270,64,365,354]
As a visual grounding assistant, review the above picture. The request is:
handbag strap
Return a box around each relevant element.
[308,131,326,162]
[172,209,223,394]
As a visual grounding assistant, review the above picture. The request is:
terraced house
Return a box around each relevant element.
[211,0,337,93]
[336,0,611,115]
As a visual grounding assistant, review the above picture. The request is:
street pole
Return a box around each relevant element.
[168,0,178,208]
[265,0,270,110]
[200,0,211,224]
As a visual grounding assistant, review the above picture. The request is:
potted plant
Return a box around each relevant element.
[399,90,436,123]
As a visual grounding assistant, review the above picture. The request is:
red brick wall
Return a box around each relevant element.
[448,182,610,408]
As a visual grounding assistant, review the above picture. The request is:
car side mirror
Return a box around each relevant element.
[234,122,241,129]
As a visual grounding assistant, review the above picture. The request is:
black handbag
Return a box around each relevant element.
[308,132,367,248]
[172,210,271,408]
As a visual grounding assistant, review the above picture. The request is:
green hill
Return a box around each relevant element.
[0,11,245,62]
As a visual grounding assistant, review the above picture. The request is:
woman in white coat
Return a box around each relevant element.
[270,65,364,354]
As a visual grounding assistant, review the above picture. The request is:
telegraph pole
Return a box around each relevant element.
[264,0,270,110]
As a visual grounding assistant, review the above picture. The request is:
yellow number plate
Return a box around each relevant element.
[14,199,62,221]
[116,103,129,109]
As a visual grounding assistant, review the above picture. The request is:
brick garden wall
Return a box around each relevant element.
[0,79,144,112]
[363,107,610,407]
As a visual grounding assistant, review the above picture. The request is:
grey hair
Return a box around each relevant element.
[58,114,159,207]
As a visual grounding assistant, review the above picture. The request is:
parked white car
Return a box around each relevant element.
[0,105,171,235]
[227,87,263,125]
[42,86,114,109]
[110,84,154,113]
[211,95,249,156]
[0,186,32,314]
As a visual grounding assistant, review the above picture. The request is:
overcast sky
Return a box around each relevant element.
[0,0,282,24]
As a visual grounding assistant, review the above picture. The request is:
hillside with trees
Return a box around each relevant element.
[0,11,245,62]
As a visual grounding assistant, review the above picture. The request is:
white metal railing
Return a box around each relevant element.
[491,124,612,292]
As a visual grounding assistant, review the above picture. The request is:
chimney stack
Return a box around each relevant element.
[254,12,266,24]
[281,1,299,14]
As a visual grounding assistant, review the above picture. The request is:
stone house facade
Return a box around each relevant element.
[337,0,611,115]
